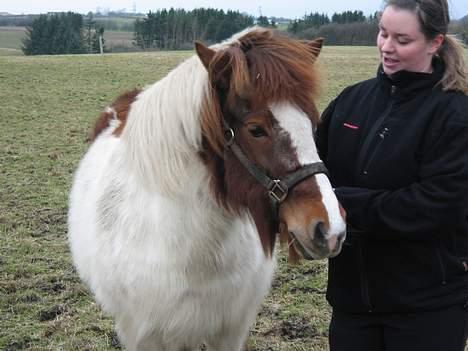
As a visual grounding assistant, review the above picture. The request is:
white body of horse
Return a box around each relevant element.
[68,50,274,350]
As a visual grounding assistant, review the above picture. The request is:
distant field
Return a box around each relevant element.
[104,30,135,51]
[0,26,26,51]
[94,16,137,31]
[1,46,466,351]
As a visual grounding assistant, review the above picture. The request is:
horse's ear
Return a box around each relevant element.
[195,41,215,70]
[303,37,324,60]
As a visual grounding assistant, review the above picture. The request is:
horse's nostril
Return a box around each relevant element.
[314,221,326,241]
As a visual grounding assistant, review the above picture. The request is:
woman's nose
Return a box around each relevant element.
[381,38,394,52]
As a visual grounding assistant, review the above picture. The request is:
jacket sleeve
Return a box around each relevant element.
[335,117,468,239]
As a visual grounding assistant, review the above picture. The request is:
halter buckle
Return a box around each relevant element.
[269,180,288,203]
[224,128,235,146]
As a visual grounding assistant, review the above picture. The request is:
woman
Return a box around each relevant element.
[316,0,468,350]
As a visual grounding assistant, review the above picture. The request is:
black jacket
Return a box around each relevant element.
[317,61,468,313]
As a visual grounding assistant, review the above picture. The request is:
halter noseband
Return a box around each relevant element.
[222,119,328,218]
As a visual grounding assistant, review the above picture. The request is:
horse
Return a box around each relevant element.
[68,27,346,351]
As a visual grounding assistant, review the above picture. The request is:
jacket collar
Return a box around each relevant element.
[377,58,445,97]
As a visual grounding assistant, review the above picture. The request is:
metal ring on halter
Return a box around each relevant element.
[268,179,288,203]
[224,128,235,146]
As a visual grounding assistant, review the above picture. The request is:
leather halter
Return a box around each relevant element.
[222,118,328,218]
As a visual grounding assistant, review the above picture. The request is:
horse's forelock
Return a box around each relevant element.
[200,83,224,156]
[239,30,321,124]
[200,29,321,157]
[200,44,253,157]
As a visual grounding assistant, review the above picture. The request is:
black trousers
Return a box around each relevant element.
[329,303,468,351]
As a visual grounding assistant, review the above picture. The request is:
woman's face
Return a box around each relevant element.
[377,5,443,75]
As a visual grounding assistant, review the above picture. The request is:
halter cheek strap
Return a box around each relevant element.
[223,122,329,218]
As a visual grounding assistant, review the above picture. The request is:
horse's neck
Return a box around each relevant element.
[122,55,209,196]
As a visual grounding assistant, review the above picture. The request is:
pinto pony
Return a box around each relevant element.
[68,27,346,351]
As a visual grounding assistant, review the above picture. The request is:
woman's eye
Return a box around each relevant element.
[379,30,387,38]
[248,126,268,138]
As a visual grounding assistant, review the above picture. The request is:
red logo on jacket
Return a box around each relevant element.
[343,122,359,130]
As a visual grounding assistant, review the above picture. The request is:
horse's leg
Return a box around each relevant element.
[115,316,165,351]
[205,334,247,351]
[114,316,138,351]
[136,341,196,351]
[206,262,274,351]
[135,332,196,351]
[118,315,200,351]
[205,323,251,351]
[134,339,168,351]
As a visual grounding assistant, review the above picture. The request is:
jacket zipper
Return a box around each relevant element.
[357,240,373,312]
[355,85,396,178]
[360,127,390,175]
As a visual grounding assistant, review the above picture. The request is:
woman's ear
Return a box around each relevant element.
[429,34,445,55]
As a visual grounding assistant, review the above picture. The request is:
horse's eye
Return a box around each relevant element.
[248,125,268,138]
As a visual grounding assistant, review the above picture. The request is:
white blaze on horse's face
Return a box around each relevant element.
[270,102,346,260]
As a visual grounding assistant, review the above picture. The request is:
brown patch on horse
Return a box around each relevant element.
[277,176,328,262]
[90,89,141,141]
[221,152,279,256]
[279,178,329,234]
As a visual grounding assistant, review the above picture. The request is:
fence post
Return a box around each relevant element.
[99,35,104,55]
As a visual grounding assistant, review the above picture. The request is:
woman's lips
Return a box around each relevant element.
[383,56,400,67]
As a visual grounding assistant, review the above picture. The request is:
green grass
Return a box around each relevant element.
[1,47,465,350]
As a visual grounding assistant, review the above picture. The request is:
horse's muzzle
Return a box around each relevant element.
[290,223,346,260]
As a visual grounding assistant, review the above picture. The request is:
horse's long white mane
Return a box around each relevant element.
[122,56,207,195]
[122,27,261,196]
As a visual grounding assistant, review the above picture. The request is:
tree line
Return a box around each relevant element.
[132,9,380,49]
[288,11,380,45]
[132,9,382,48]
[133,8,255,50]
[0,13,137,32]
[22,12,105,55]
[20,10,468,55]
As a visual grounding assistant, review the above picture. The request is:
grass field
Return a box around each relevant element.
[0,45,466,350]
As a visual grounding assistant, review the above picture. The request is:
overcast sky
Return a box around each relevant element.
[3,0,468,19]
